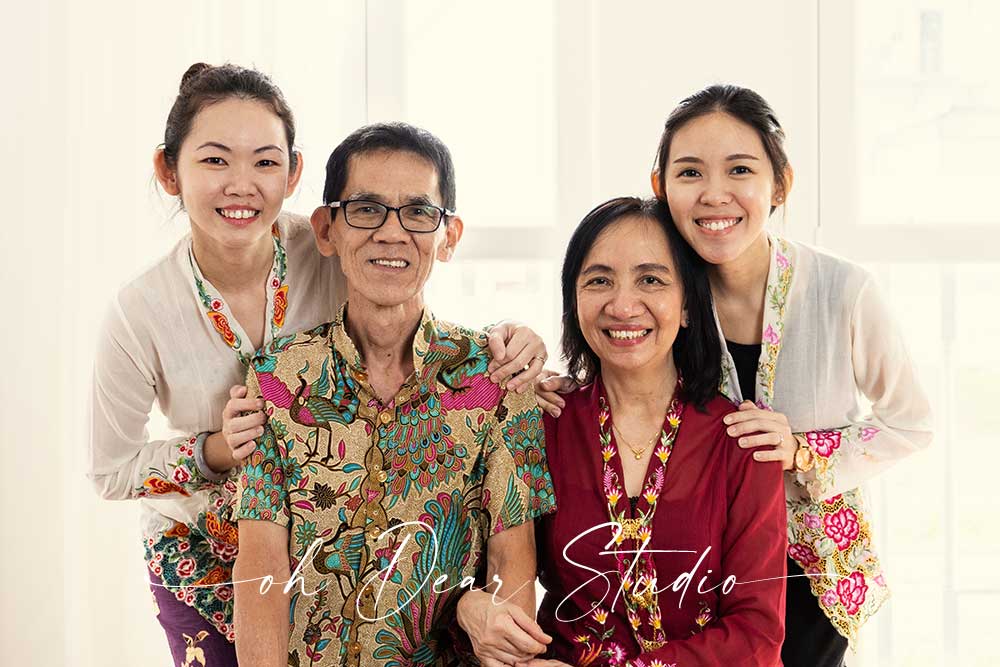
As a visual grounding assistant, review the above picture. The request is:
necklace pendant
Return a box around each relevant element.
[633,450,645,460]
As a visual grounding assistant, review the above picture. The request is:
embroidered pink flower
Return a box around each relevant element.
[271,277,280,289]
[211,299,223,310]
[763,324,780,345]
[788,543,819,566]
[860,427,879,442]
[820,590,838,608]
[172,465,192,485]
[176,557,197,578]
[806,430,842,458]
[824,507,861,550]
[803,513,822,530]
[210,541,239,562]
[215,585,234,601]
[875,574,887,588]
[776,252,789,269]
[837,571,868,615]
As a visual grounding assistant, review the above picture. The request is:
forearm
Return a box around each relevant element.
[486,521,538,617]
[234,522,292,666]
[233,555,290,665]
[201,431,238,477]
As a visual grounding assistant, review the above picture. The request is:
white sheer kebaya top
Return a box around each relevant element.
[717,235,933,645]
[88,213,346,539]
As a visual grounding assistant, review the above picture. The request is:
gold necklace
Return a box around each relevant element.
[611,424,656,460]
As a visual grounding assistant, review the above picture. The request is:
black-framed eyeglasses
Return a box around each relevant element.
[328,199,455,233]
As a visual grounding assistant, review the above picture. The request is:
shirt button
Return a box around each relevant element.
[379,412,392,425]
[376,470,388,483]
[348,641,362,655]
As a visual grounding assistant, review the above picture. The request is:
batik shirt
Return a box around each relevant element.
[717,235,933,646]
[235,304,556,667]
[88,214,347,639]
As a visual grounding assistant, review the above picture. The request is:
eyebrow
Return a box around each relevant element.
[635,263,672,274]
[581,264,613,276]
[194,141,285,154]
[580,263,672,275]
[672,153,760,164]
[346,192,438,206]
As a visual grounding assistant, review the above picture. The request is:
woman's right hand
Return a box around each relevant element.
[457,590,551,667]
[534,371,577,418]
[220,384,266,462]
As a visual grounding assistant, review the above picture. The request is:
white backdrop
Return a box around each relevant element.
[1,1,994,665]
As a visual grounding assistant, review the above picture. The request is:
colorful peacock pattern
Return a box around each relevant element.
[235,306,556,666]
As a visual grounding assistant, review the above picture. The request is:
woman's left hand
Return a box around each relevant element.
[487,320,548,393]
[724,401,796,470]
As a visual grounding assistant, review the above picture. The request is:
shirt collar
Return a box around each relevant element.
[329,302,440,382]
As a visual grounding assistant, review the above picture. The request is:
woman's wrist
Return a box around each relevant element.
[200,431,236,476]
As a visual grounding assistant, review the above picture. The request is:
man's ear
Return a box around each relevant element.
[650,169,665,200]
[310,205,338,257]
[285,151,304,198]
[153,148,180,196]
[436,215,464,262]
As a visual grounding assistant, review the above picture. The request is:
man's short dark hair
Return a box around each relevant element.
[322,122,457,210]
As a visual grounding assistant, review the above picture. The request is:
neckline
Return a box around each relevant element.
[597,375,684,517]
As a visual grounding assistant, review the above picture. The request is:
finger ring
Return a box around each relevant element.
[534,353,546,362]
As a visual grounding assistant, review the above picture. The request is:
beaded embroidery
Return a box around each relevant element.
[596,383,684,652]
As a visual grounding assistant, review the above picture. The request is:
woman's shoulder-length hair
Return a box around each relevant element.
[560,196,721,409]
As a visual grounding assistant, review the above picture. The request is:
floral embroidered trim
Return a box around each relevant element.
[591,384,683,656]
[801,425,882,499]
[134,435,221,498]
[786,488,890,646]
[146,511,239,643]
[755,238,793,408]
[188,223,289,367]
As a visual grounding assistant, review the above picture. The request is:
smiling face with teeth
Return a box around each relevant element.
[154,97,302,255]
[660,111,789,267]
[311,149,463,316]
[575,215,686,379]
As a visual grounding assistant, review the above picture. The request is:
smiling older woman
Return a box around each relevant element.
[464,197,788,667]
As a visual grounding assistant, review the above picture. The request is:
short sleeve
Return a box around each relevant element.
[482,388,556,535]
[233,362,292,527]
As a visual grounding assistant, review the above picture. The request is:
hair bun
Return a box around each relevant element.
[180,63,212,91]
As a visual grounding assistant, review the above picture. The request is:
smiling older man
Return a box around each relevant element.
[232,123,556,666]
